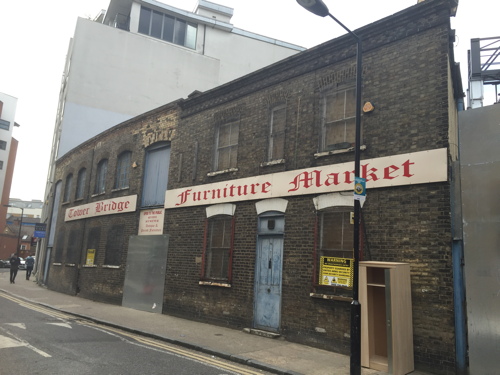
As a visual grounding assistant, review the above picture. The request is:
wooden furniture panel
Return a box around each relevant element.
[360,261,414,375]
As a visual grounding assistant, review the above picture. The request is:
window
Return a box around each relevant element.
[86,227,101,266]
[63,174,73,202]
[319,208,354,260]
[94,159,108,194]
[67,229,82,264]
[105,225,125,265]
[322,87,356,151]
[138,6,197,49]
[54,230,65,263]
[215,120,239,170]
[115,151,131,189]
[0,140,6,150]
[0,119,9,130]
[48,181,62,247]
[142,143,170,207]
[0,160,3,170]
[202,215,234,281]
[268,105,286,161]
[75,168,86,200]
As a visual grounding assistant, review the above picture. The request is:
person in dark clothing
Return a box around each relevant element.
[25,255,35,280]
[9,253,21,284]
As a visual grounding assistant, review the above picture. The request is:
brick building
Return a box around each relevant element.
[42,0,464,373]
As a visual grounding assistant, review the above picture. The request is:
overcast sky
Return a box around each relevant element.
[0,0,498,201]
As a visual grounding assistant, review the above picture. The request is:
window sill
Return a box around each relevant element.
[260,159,285,167]
[65,263,76,267]
[74,198,85,203]
[82,264,97,268]
[207,168,238,177]
[61,201,70,205]
[111,187,129,193]
[91,192,106,198]
[102,265,121,269]
[52,263,62,266]
[314,144,366,159]
[199,280,231,288]
[310,293,352,302]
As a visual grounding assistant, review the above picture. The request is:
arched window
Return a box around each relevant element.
[94,159,108,194]
[268,104,286,161]
[114,151,131,189]
[75,168,86,200]
[63,174,73,202]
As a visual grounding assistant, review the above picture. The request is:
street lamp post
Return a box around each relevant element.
[295,1,362,374]
[4,204,25,256]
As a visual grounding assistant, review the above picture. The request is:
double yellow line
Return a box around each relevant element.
[0,291,266,375]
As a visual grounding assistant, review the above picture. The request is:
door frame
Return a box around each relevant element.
[253,211,285,332]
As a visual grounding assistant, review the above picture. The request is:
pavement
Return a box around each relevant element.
[0,270,434,375]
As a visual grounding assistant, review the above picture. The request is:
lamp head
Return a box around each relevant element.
[296,0,330,17]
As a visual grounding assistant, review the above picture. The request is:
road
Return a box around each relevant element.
[0,279,270,375]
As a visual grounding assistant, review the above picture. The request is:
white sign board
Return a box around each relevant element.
[65,195,137,221]
[138,209,165,235]
[165,149,447,209]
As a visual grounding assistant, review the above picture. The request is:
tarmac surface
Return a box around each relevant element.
[0,270,434,375]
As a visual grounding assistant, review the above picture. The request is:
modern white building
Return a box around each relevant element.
[48,0,304,167]
[39,0,304,277]
[6,199,43,219]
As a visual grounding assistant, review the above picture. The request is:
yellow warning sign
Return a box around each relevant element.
[86,249,96,266]
[319,257,354,287]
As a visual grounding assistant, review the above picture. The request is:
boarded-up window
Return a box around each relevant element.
[105,225,125,266]
[142,143,170,207]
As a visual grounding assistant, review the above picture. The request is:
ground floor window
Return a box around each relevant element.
[105,225,125,265]
[313,207,356,291]
[319,208,354,260]
[202,215,234,282]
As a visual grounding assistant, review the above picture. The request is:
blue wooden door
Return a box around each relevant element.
[254,215,284,332]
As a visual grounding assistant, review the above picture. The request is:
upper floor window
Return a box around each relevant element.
[0,161,3,170]
[142,143,170,207]
[138,6,197,49]
[115,151,131,189]
[268,105,286,161]
[321,87,356,152]
[75,168,86,200]
[215,120,239,171]
[0,140,6,150]
[94,159,108,195]
[63,174,73,203]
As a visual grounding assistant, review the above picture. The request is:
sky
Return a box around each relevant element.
[0,0,498,201]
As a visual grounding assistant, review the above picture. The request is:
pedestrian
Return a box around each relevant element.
[25,255,35,280]
[9,253,21,284]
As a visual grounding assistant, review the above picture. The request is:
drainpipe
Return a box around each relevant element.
[450,155,468,374]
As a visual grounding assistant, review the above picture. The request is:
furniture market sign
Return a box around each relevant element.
[166,149,447,209]
[65,195,137,221]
